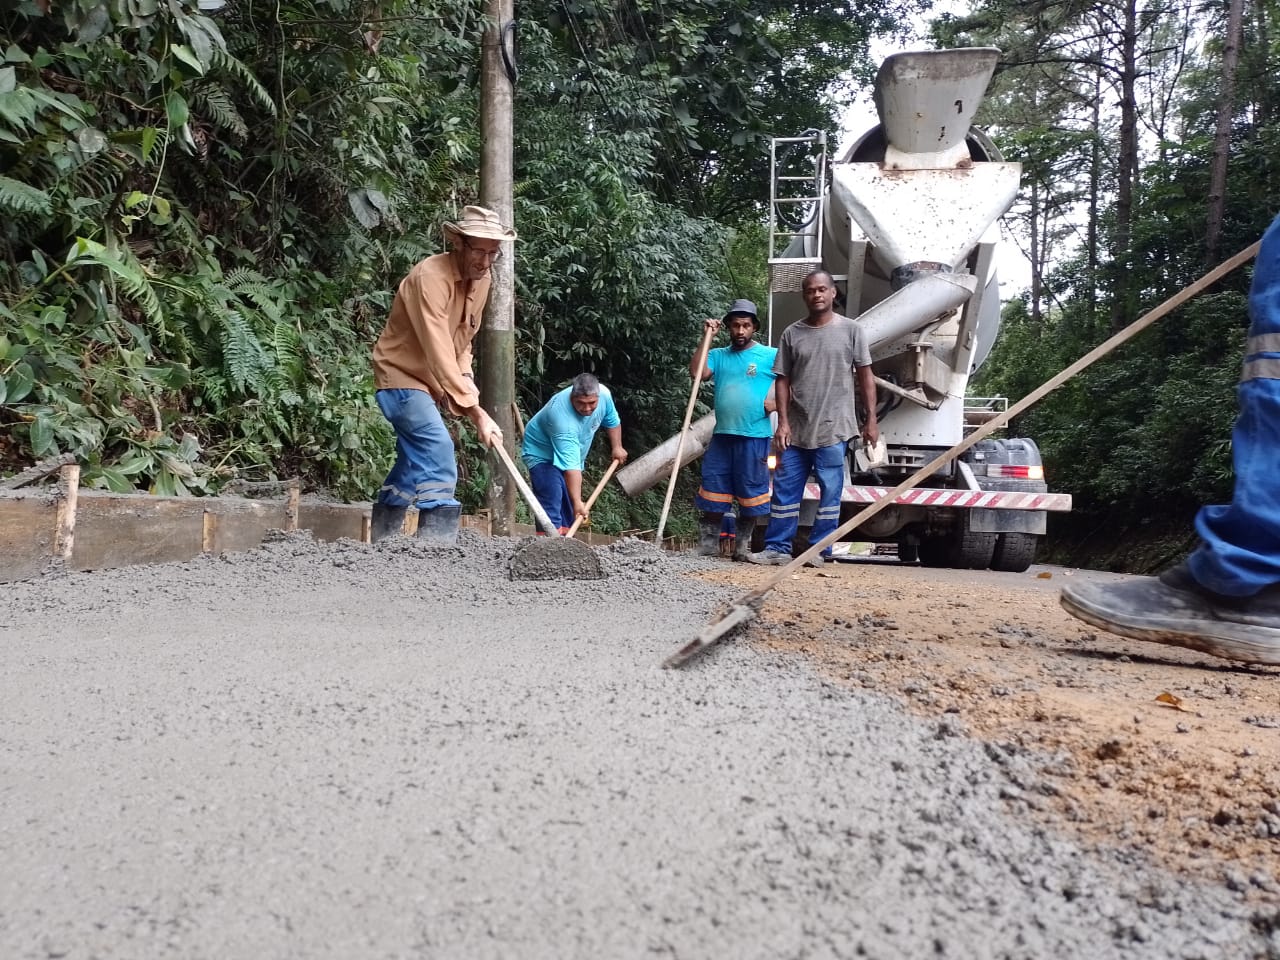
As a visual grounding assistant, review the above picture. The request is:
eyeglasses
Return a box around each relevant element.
[463,240,503,262]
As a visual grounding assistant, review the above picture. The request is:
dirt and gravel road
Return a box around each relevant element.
[3,533,1279,959]
[708,557,1280,888]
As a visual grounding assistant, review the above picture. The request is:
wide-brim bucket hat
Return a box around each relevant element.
[443,204,517,241]
[723,298,759,328]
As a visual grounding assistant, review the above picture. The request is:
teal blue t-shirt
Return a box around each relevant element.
[707,342,777,438]
[522,385,621,471]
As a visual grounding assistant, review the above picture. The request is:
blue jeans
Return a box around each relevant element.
[1188,214,1280,597]
[374,389,458,510]
[529,462,573,532]
[761,442,847,557]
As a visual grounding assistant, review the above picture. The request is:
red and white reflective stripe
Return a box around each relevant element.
[801,483,1073,511]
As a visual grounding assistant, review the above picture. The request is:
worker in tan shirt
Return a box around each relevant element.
[370,205,515,544]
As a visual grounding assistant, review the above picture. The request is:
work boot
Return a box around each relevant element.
[416,504,462,546]
[370,502,407,542]
[748,548,791,566]
[803,553,826,568]
[1060,561,1280,665]
[732,516,758,562]
[697,513,722,557]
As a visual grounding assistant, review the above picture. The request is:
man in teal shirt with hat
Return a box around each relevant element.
[690,299,778,558]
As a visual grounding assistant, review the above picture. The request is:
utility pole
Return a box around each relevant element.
[479,0,517,533]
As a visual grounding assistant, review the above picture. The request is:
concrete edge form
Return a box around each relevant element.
[0,487,616,583]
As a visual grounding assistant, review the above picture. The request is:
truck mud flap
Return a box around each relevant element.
[968,507,1046,535]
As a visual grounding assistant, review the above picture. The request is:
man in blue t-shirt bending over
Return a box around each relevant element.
[690,299,778,559]
[522,374,627,534]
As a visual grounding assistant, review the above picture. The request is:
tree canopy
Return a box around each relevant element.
[1,0,896,521]
[943,0,1278,547]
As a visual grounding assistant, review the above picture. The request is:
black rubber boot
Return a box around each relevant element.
[698,512,722,556]
[416,504,462,545]
[1061,562,1280,665]
[732,516,758,561]
[370,503,407,542]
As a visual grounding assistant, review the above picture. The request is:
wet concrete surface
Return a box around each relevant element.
[1,532,1275,958]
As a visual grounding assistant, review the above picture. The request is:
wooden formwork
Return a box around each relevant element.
[0,464,616,584]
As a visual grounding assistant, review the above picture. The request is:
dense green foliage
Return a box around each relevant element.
[1,0,888,533]
[942,0,1280,532]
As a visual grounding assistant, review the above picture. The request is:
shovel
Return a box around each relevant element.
[490,441,604,581]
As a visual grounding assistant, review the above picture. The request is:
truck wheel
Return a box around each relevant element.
[918,536,949,568]
[952,520,997,569]
[898,543,919,563]
[991,532,1038,573]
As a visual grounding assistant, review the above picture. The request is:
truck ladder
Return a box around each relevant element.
[768,132,828,322]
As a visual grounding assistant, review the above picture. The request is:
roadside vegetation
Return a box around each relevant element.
[951,0,1277,562]
[0,0,887,536]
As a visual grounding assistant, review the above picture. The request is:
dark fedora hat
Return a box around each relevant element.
[722,298,759,327]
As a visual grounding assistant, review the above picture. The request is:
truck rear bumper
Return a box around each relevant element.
[802,483,1072,512]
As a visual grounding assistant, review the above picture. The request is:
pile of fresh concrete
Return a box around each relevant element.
[1,532,1272,958]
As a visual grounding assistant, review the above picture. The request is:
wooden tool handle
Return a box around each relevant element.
[565,458,622,538]
[490,441,560,536]
[656,322,716,543]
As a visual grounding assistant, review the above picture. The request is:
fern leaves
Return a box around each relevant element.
[65,237,165,329]
[220,309,271,394]
[0,175,52,216]
[210,48,276,117]
[189,82,249,141]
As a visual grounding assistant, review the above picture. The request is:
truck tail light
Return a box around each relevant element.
[767,454,778,470]
[987,464,1044,480]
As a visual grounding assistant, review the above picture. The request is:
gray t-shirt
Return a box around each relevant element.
[773,314,872,449]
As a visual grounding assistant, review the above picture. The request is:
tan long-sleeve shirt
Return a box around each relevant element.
[371,252,489,414]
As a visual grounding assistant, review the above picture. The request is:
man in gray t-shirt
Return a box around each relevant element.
[749,270,879,566]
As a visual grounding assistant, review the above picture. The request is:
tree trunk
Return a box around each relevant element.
[1087,36,1102,320]
[1206,0,1245,265]
[1029,174,1043,325]
[1255,0,1271,128]
[1110,0,1140,331]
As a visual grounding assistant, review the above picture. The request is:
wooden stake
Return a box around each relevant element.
[361,513,372,544]
[478,0,517,535]
[510,401,525,440]
[285,479,301,532]
[202,511,218,553]
[54,463,80,561]
[656,323,715,542]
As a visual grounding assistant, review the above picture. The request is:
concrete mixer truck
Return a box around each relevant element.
[617,47,1071,571]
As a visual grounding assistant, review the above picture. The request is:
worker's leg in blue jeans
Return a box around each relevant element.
[758,445,815,556]
[375,388,459,509]
[1061,213,1280,664]
[528,462,573,533]
[807,441,849,560]
[1187,376,1280,595]
[371,388,459,542]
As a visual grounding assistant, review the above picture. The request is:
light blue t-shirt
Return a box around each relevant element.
[522,385,621,471]
[707,342,777,438]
